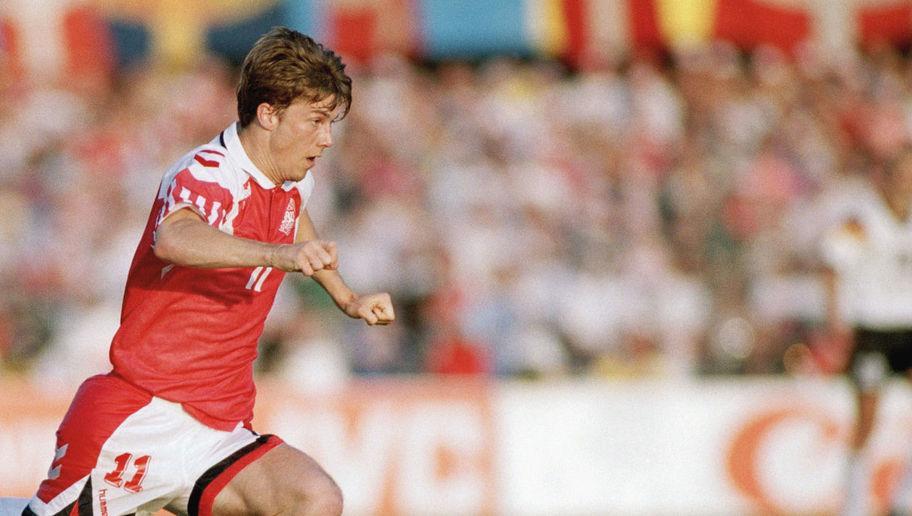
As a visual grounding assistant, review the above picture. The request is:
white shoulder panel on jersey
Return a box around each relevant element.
[154,144,247,234]
[157,147,242,200]
[296,173,316,212]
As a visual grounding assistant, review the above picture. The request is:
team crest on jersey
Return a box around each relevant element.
[279,198,296,235]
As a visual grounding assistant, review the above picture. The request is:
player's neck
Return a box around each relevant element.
[237,123,283,187]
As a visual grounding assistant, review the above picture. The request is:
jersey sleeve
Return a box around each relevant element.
[157,151,236,230]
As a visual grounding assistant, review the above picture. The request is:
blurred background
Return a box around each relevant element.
[5,0,912,514]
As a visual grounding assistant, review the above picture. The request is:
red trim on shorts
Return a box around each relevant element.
[194,435,283,516]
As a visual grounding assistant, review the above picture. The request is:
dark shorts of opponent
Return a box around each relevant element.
[849,327,912,391]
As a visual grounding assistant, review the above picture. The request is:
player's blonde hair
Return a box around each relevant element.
[237,27,352,127]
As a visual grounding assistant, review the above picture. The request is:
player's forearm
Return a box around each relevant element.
[312,269,360,313]
[154,216,281,269]
[294,208,354,308]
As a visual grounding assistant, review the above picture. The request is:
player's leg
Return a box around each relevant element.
[851,388,880,450]
[843,343,889,516]
[23,374,152,516]
[195,440,343,516]
[843,387,879,516]
[24,375,197,516]
[885,371,912,515]
[885,336,912,514]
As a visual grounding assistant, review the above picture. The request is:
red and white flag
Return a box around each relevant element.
[0,0,112,84]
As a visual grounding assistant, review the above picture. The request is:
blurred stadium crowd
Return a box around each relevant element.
[1,42,910,388]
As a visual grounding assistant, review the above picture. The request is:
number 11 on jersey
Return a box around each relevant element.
[246,266,273,292]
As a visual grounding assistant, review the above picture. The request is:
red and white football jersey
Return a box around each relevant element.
[109,122,314,430]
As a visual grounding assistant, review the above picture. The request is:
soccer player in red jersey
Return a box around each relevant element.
[23,27,394,516]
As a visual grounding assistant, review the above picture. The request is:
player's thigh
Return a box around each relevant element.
[212,443,342,516]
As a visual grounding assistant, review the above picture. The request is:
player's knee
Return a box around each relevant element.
[288,474,343,515]
[310,476,344,516]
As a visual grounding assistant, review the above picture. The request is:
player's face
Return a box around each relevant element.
[269,96,341,182]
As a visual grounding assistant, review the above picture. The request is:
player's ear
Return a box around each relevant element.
[255,103,280,131]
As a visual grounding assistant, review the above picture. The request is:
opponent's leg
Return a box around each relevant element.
[886,370,912,514]
[852,389,880,450]
[843,344,891,516]
[188,438,342,516]
[843,388,880,516]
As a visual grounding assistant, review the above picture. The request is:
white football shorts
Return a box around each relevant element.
[24,374,282,516]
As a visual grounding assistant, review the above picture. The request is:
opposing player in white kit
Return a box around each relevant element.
[23,27,394,516]
[822,146,912,516]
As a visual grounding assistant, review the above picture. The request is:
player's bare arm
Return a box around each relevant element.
[154,207,337,275]
[296,208,395,325]
[24,28,355,516]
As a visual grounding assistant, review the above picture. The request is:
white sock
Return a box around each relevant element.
[0,498,31,515]
[843,452,870,516]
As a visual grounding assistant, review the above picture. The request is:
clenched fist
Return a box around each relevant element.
[270,240,338,276]
[343,293,395,326]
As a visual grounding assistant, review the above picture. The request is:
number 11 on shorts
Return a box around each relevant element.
[104,453,151,493]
